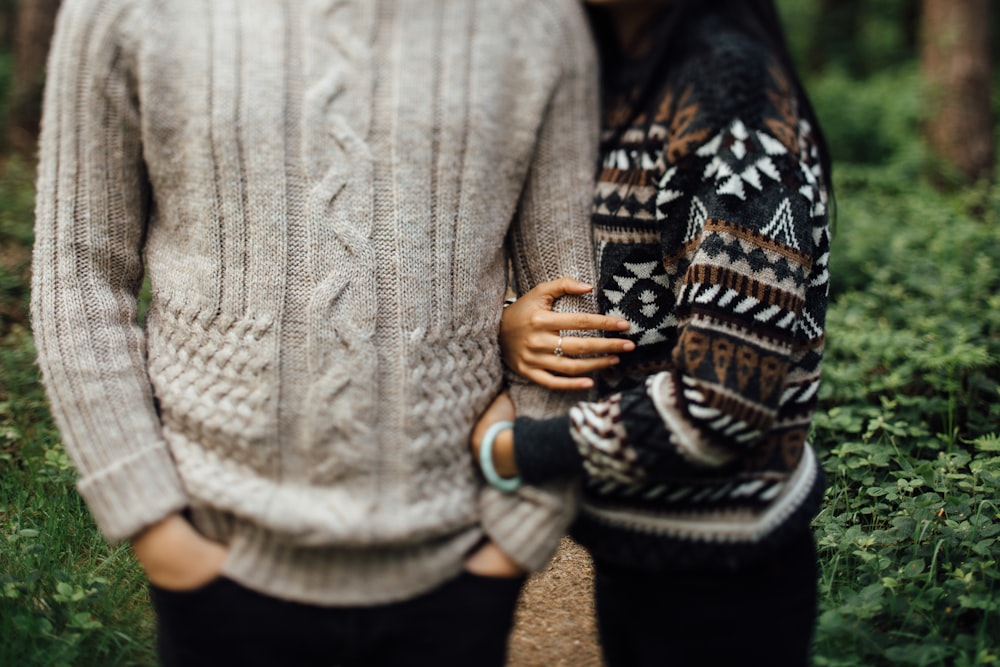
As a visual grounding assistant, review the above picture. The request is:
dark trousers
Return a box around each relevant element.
[149,571,525,667]
[594,530,819,667]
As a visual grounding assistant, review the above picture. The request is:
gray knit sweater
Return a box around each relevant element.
[31,0,598,605]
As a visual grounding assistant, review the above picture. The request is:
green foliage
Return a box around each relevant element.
[0,158,156,664]
[849,0,919,74]
[777,0,919,77]
[809,65,923,168]
[0,49,10,136]
[0,157,35,329]
[0,323,157,667]
[0,157,34,245]
[775,0,818,70]
[807,61,1000,667]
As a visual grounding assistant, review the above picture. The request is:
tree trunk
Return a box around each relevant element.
[6,0,61,156]
[921,0,994,184]
[1,0,17,53]
[901,0,921,55]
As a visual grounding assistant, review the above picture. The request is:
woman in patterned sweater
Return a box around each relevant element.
[472,1,832,664]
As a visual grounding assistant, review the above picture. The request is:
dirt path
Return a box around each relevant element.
[507,538,604,667]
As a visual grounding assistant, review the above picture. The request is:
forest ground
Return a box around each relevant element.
[507,538,603,667]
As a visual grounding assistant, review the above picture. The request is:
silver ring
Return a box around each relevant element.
[554,336,564,357]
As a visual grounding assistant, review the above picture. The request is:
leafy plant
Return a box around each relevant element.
[807,65,1000,666]
[0,326,156,667]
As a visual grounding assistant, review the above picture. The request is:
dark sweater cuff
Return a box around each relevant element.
[513,415,583,484]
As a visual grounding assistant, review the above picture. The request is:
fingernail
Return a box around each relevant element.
[580,379,595,388]
[622,342,635,351]
[609,357,620,365]
[617,320,630,330]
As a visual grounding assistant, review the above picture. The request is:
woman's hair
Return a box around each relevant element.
[586,0,833,195]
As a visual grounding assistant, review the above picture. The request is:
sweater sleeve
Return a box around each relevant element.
[31,0,188,542]
[512,53,830,490]
[477,0,600,571]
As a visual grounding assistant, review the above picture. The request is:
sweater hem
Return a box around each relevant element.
[215,520,483,606]
[478,481,579,571]
[76,443,189,542]
[572,446,825,571]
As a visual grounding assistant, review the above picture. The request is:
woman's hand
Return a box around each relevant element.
[470,391,518,478]
[468,393,526,578]
[131,514,229,591]
[464,540,526,578]
[502,278,633,390]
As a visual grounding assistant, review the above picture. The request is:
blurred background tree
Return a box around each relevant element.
[0,0,15,49]
[778,0,994,191]
[920,0,993,185]
[3,0,60,156]
[808,0,866,74]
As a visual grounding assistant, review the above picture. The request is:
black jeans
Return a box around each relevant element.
[594,530,819,667]
[149,570,525,667]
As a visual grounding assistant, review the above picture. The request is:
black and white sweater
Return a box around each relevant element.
[513,14,830,571]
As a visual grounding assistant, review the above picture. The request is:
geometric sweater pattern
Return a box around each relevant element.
[515,15,829,571]
[31,0,598,605]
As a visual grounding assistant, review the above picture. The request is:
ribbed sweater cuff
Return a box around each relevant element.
[513,415,583,485]
[75,444,188,542]
[479,482,578,571]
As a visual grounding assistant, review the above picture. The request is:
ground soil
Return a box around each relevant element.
[506,538,605,667]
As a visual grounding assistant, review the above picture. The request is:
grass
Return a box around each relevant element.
[0,158,156,666]
[0,330,156,667]
[1,49,999,667]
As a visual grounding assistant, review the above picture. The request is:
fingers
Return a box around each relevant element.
[132,515,229,591]
[522,277,594,304]
[553,354,623,376]
[464,541,527,578]
[512,300,630,333]
[512,295,629,333]
[516,333,632,363]
[522,368,595,391]
[508,332,635,382]
[511,329,638,390]
[547,313,631,333]
[558,335,634,358]
[522,351,620,379]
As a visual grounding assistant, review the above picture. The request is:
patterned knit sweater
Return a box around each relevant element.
[31,0,598,605]
[513,14,830,570]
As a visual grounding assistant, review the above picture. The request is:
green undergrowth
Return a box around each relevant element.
[1,160,156,665]
[808,65,1000,666]
[810,181,1000,664]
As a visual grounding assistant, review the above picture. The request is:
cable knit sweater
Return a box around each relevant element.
[31,0,598,605]
[513,14,830,570]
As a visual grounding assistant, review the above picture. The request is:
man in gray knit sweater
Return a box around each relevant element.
[30,1,598,664]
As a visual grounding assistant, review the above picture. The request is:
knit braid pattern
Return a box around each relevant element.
[146,296,277,471]
[301,0,380,479]
[407,325,501,501]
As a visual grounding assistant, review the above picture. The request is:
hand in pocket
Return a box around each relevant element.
[464,540,526,579]
[132,514,229,591]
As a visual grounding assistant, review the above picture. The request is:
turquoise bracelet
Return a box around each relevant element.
[478,420,522,492]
